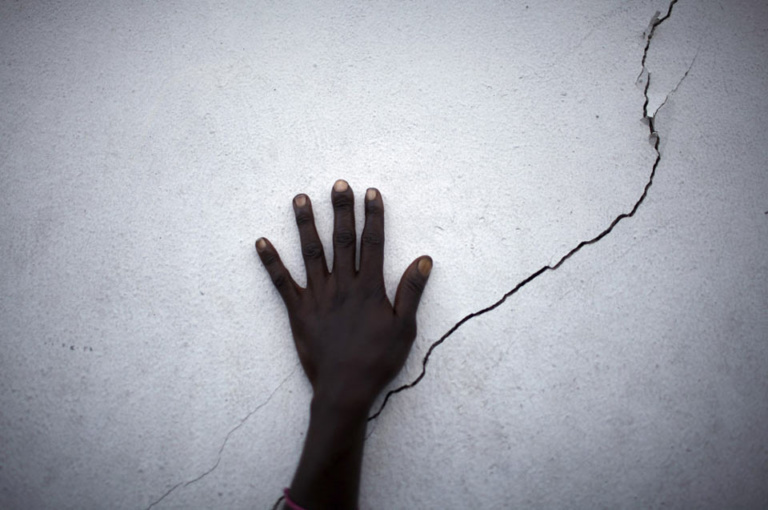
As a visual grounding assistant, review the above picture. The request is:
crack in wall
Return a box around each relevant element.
[145,482,183,510]
[271,3,690,507]
[272,495,286,510]
[651,52,697,120]
[368,0,688,422]
[144,364,299,510]
[640,0,678,72]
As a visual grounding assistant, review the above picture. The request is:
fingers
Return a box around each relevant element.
[293,193,329,287]
[331,179,356,281]
[255,237,300,306]
[394,256,432,320]
[359,188,385,281]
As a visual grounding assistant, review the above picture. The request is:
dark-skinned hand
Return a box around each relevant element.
[256,179,432,408]
[256,179,432,509]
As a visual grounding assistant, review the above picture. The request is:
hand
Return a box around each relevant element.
[256,179,432,410]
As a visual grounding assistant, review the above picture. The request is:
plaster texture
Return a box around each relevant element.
[1,0,766,508]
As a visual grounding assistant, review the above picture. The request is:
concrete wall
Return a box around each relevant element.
[1,0,766,508]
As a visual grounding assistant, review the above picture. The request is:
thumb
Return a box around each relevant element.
[394,255,432,320]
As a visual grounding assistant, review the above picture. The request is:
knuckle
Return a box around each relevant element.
[365,201,383,215]
[295,210,314,227]
[404,275,426,294]
[302,242,324,260]
[334,230,355,248]
[271,272,289,289]
[260,252,278,266]
[362,231,383,247]
[332,194,353,211]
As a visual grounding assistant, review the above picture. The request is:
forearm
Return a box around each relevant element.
[286,396,370,509]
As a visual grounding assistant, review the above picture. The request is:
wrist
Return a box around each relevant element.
[311,390,372,420]
[289,390,370,508]
[311,380,378,417]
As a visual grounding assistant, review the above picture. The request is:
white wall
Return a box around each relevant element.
[1,0,766,508]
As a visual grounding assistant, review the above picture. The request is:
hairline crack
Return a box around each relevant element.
[144,364,299,509]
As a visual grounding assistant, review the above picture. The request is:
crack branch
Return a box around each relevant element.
[653,51,698,118]
[145,365,299,510]
[272,495,286,510]
[367,0,688,422]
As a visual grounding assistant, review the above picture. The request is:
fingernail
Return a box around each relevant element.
[256,238,267,252]
[294,194,307,207]
[418,257,432,277]
[334,179,348,192]
[366,188,377,201]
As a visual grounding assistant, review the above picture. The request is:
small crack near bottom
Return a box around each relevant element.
[145,365,299,510]
[145,482,183,510]
[367,0,688,422]
[272,495,286,510]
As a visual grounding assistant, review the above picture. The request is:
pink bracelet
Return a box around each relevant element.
[283,488,307,510]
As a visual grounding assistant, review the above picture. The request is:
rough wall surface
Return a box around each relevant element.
[1,0,766,508]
